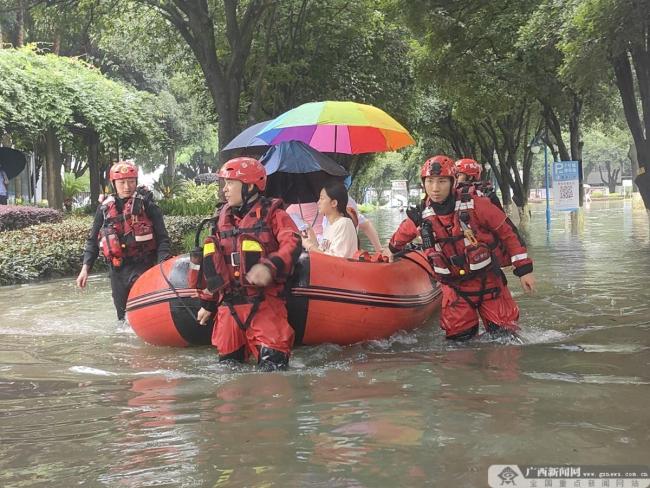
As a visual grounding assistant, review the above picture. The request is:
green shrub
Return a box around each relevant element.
[357,202,376,213]
[158,181,219,216]
[153,173,187,199]
[62,172,89,211]
[71,204,94,216]
[180,224,213,253]
[0,215,207,285]
[164,215,210,255]
[0,217,96,284]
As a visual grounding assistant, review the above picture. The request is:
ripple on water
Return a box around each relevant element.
[523,371,650,385]
[68,366,118,376]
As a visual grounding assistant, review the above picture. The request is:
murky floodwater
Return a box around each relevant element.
[1,201,649,487]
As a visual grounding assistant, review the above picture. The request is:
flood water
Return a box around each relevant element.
[1,201,649,487]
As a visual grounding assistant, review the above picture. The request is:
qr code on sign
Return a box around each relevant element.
[559,182,574,199]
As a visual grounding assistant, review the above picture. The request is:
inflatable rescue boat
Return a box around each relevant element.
[126,251,441,347]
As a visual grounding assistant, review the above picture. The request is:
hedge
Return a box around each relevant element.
[0,205,63,232]
[0,215,206,285]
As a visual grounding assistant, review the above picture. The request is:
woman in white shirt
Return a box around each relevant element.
[301,182,358,258]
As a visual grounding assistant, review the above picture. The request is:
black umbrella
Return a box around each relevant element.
[221,120,272,155]
[0,147,27,180]
[259,141,348,204]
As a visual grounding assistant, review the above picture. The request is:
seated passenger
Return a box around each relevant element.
[322,194,384,252]
[302,182,358,258]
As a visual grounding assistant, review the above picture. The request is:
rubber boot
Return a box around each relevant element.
[257,346,289,372]
[219,346,246,364]
[446,324,479,341]
[484,322,523,344]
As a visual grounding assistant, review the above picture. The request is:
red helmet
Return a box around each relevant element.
[109,161,138,182]
[421,155,456,180]
[218,157,267,191]
[455,158,482,179]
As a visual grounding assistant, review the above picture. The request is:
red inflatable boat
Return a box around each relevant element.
[126,251,441,347]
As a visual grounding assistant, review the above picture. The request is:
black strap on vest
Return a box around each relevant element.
[452,274,501,310]
[218,223,268,239]
[202,251,226,292]
[223,293,264,330]
[436,234,465,244]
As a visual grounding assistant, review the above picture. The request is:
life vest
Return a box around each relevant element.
[453,183,510,267]
[421,191,500,283]
[98,194,157,267]
[201,197,284,296]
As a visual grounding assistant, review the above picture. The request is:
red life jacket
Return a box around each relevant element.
[454,183,510,267]
[423,192,501,283]
[98,195,157,267]
[201,198,285,296]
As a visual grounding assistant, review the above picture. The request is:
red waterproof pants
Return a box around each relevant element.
[212,294,295,360]
[439,272,519,337]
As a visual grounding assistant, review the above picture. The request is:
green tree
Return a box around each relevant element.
[398,0,546,220]
[133,0,272,156]
[561,0,650,208]
[247,0,416,127]
[582,126,632,192]
[0,46,165,208]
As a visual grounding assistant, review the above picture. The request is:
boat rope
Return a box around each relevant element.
[396,250,437,281]
[158,262,200,323]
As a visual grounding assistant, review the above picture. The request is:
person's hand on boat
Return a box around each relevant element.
[247,263,273,287]
[197,307,213,325]
[520,273,536,294]
[76,265,89,288]
[381,247,394,262]
[301,227,319,252]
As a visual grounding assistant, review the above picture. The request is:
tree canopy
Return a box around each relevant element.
[1,0,648,213]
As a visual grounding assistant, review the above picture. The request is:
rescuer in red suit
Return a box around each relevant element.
[196,157,302,371]
[385,155,536,341]
[455,157,504,211]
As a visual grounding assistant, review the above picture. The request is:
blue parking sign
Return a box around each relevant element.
[552,161,579,211]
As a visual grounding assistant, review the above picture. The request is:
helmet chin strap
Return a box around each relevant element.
[239,182,251,205]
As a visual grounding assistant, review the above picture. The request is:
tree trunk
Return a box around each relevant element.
[144,0,271,160]
[247,4,276,124]
[543,104,571,161]
[45,128,63,209]
[568,94,585,206]
[166,146,176,178]
[517,204,531,227]
[16,1,25,47]
[597,161,621,194]
[628,143,639,192]
[53,33,61,55]
[88,131,101,210]
[612,51,650,208]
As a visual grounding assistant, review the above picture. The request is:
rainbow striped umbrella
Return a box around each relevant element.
[255,101,415,154]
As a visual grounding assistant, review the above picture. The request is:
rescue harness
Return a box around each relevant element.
[98,190,156,268]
